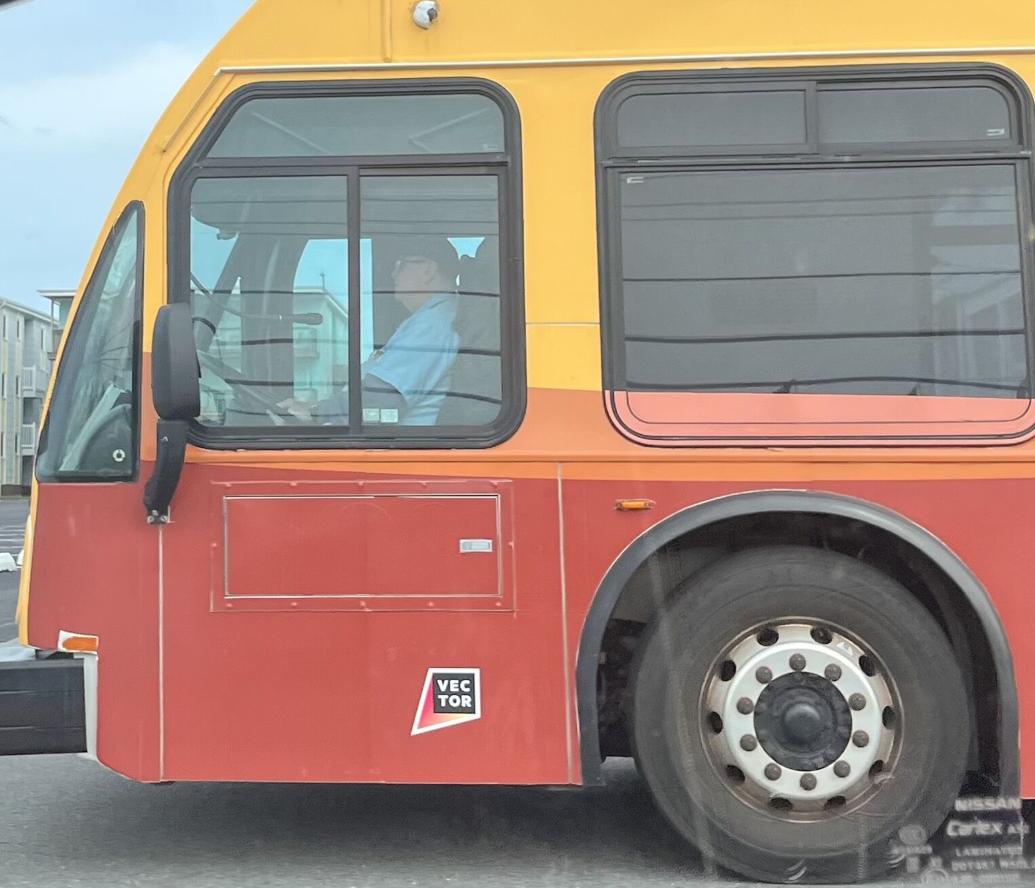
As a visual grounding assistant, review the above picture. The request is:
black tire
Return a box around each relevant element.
[631,546,969,883]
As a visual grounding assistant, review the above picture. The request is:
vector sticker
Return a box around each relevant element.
[411,668,482,735]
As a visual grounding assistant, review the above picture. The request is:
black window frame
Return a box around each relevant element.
[169,78,525,451]
[36,201,144,482]
[595,64,1035,444]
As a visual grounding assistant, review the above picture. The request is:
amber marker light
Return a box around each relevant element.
[615,499,656,512]
[57,633,99,654]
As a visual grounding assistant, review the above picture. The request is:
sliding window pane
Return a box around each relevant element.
[189,175,349,427]
[360,176,502,427]
[211,94,505,158]
[818,86,1012,145]
[616,90,807,149]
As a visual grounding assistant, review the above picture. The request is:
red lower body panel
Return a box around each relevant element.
[25,466,1035,795]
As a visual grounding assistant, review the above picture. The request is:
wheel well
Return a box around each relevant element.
[596,510,1002,792]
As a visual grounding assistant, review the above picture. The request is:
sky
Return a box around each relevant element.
[0,0,254,313]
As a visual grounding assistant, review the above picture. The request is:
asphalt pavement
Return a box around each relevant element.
[0,756,723,888]
[4,753,1024,888]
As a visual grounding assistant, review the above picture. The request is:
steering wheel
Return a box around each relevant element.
[57,385,134,474]
[196,348,305,424]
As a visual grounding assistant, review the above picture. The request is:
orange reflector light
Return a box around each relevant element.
[615,499,655,512]
[57,631,99,654]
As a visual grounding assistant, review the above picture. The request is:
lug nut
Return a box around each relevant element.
[852,730,869,748]
[824,664,842,681]
[740,735,758,752]
[800,773,817,791]
[736,697,754,715]
[755,666,773,684]
[849,693,866,711]
[833,761,851,778]
[764,764,782,781]
[789,653,806,672]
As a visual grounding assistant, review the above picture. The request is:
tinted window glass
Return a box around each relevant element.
[618,164,1027,397]
[362,176,502,427]
[616,90,807,149]
[37,205,141,480]
[210,94,505,158]
[818,86,1012,144]
[189,174,503,429]
[281,236,365,417]
[189,175,350,427]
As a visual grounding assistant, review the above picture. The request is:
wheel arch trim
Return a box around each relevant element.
[575,489,1019,792]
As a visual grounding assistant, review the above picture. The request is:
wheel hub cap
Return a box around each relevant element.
[704,622,898,812]
[755,673,851,771]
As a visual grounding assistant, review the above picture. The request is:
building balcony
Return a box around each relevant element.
[21,367,41,399]
[20,424,36,456]
[48,327,65,362]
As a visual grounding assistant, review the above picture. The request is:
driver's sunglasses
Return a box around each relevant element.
[392,256,431,275]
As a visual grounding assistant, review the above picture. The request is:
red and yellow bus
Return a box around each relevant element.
[7,0,1035,881]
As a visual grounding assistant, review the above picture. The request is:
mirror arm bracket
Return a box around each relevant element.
[143,419,189,524]
[143,302,200,524]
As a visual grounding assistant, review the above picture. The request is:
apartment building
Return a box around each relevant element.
[0,300,56,494]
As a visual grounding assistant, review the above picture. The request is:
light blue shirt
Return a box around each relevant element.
[362,293,459,425]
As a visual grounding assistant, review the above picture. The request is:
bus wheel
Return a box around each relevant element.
[631,545,969,883]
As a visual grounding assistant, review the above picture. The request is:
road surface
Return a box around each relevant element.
[0,756,726,888]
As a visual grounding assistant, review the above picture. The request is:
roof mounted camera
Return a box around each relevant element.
[413,1,440,29]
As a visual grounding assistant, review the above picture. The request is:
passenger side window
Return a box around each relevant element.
[178,84,520,445]
[597,69,1034,444]
[619,164,1026,397]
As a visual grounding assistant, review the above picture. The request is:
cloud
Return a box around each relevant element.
[0,42,203,148]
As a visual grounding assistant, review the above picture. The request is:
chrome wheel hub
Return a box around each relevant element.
[704,623,898,813]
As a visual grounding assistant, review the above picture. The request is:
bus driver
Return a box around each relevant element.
[282,235,461,426]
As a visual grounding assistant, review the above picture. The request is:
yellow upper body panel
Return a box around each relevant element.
[48,0,1035,458]
[89,0,1035,343]
[183,0,1035,69]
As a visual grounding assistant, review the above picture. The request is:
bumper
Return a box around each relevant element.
[0,658,86,756]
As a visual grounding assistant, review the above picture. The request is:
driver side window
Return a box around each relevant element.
[177,83,520,447]
[189,175,351,428]
[36,204,142,481]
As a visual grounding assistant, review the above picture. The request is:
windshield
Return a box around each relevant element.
[35,204,140,481]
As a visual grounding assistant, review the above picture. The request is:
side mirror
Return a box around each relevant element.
[152,302,200,421]
[144,304,200,523]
